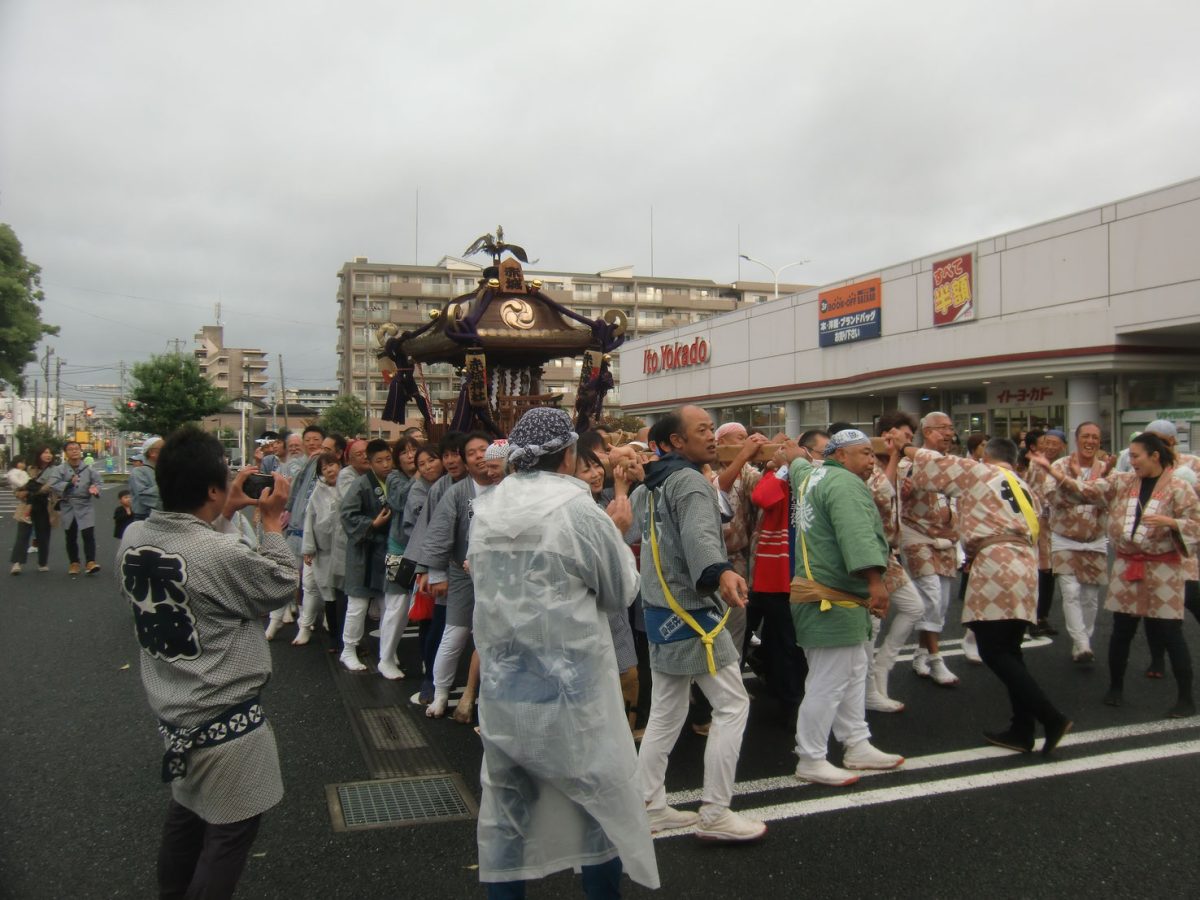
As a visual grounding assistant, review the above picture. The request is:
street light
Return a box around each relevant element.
[739,254,810,299]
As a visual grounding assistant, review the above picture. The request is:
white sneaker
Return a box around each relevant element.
[291,626,313,646]
[794,757,860,786]
[695,806,767,842]
[378,660,405,681]
[843,740,905,770]
[963,632,983,665]
[912,649,931,678]
[749,633,762,647]
[928,655,959,686]
[264,619,281,641]
[866,688,905,713]
[10,563,21,575]
[426,694,449,718]
[646,805,700,833]
[340,647,367,672]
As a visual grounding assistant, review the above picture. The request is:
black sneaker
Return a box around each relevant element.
[983,730,1034,753]
[1167,700,1197,719]
[1043,718,1073,756]
[1036,619,1059,636]
[1102,689,1123,707]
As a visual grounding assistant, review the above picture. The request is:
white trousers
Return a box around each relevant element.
[1059,574,1102,653]
[872,577,925,677]
[299,562,328,629]
[268,562,307,624]
[342,595,370,649]
[795,642,872,761]
[913,573,954,633]
[637,663,749,811]
[379,590,413,665]
[432,623,472,697]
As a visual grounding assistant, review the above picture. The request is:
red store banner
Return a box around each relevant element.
[932,253,974,326]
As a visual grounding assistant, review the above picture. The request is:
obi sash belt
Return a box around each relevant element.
[1117,550,1182,582]
[158,696,265,783]
[792,469,868,612]
[646,492,730,675]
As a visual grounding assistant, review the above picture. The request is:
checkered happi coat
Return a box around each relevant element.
[1056,469,1200,619]
[908,450,1040,624]
[1039,455,1109,584]
[868,465,912,594]
[898,458,960,579]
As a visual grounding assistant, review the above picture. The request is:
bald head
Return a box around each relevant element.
[671,406,717,464]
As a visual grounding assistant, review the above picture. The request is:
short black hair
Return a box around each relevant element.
[439,431,465,458]
[649,413,681,454]
[462,431,492,452]
[1132,432,1175,468]
[326,434,348,456]
[533,446,572,473]
[157,426,229,513]
[303,424,326,438]
[1024,430,1044,451]
[63,441,81,452]
[414,443,440,467]
[983,437,1019,467]
[828,421,853,435]
[365,438,391,458]
[799,429,830,450]
[967,433,990,454]
[118,489,131,498]
[1075,421,1101,437]
[875,411,916,436]
[577,430,606,457]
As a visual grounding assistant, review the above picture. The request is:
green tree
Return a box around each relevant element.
[319,395,367,438]
[14,421,65,457]
[0,224,59,391]
[116,353,228,436]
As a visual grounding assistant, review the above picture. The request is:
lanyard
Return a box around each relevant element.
[999,468,1039,542]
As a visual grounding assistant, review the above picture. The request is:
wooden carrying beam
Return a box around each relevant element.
[716,437,890,464]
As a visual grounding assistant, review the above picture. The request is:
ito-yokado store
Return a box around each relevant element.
[619,176,1200,453]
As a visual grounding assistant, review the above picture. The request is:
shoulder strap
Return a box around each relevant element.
[647,491,729,675]
[795,468,862,612]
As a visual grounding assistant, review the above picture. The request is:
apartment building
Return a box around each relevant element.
[193,325,270,402]
[335,256,805,432]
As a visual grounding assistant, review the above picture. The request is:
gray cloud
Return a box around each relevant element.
[2,0,1198,402]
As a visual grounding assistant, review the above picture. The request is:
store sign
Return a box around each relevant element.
[818,278,882,347]
[642,337,710,375]
[932,253,974,326]
[987,382,1058,407]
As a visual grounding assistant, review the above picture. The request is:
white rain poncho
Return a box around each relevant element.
[468,470,659,889]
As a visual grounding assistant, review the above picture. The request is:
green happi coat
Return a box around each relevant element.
[788,458,890,649]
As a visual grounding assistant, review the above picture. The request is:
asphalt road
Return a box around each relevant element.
[3,486,1199,899]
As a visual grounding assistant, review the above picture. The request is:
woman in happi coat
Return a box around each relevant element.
[295,451,344,645]
[1032,433,1200,717]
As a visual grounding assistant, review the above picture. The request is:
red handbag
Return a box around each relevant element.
[409,588,434,622]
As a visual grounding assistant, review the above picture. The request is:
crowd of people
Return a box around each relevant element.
[90,404,1200,898]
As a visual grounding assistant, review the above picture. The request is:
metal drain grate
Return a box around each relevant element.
[327,774,478,831]
[359,708,428,752]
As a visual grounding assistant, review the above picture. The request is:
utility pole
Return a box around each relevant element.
[54,356,64,435]
[166,338,186,354]
[41,347,54,428]
[278,354,290,432]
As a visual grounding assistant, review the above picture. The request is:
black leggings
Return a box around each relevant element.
[1146,582,1200,666]
[1110,612,1193,703]
[157,800,262,899]
[63,521,96,565]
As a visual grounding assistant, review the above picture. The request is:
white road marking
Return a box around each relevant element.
[655,739,1200,838]
[665,716,1200,805]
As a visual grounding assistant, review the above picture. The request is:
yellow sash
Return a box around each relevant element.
[647,492,730,675]
[999,467,1039,543]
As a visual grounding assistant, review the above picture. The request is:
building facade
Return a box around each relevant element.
[619,177,1200,454]
[335,256,803,435]
[283,387,340,415]
[193,325,270,403]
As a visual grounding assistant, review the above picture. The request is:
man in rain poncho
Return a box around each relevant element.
[468,407,660,897]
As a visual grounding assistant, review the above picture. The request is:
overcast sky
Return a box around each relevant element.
[2,1,1199,406]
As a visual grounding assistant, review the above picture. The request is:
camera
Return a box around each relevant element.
[242,473,275,500]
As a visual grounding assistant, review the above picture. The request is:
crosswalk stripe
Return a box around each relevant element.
[665,715,1200,805]
[655,738,1200,838]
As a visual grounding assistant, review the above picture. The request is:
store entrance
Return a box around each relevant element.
[990,406,1065,442]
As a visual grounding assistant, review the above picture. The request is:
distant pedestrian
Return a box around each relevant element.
[47,440,103,575]
[9,449,55,574]
[129,436,163,521]
[116,426,296,899]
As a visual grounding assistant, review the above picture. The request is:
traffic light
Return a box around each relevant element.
[85,406,95,418]
[126,400,138,409]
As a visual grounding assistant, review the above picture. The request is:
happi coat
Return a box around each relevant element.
[424,476,488,627]
[867,464,916,595]
[46,460,103,530]
[908,449,1041,624]
[340,470,389,598]
[468,471,658,889]
[300,478,341,589]
[128,462,161,519]
[117,512,298,823]
[1055,468,1200,619]
[1038,455,1109,584]
[749,468,793,594]
[788,458,889,648]
[329,465,360,591]
[898,457,959,579]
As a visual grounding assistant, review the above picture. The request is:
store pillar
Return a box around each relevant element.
[897,391,922,419]
[1067,376,1100,440]
[785,400,802,438]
